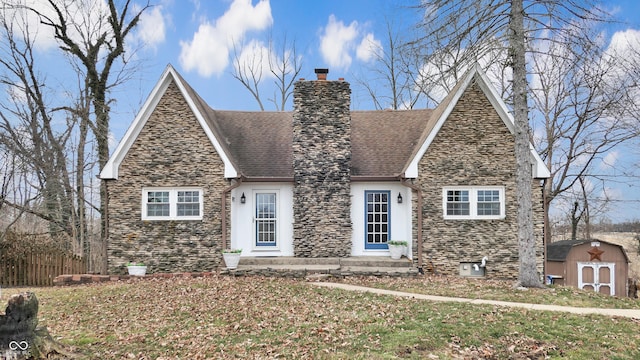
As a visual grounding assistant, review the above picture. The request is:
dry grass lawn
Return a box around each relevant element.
[1,275,639,359]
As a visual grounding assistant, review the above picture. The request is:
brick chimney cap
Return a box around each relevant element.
[314,68,329,74]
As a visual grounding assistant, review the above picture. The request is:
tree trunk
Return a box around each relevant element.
[96,98,110,275]
[77,98,89,258]
[571,201,580,240]
[0,292,78,359]
[510,0,541,287]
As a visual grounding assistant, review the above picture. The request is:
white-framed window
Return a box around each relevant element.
[442,187,505,220]
[142,188,203,220]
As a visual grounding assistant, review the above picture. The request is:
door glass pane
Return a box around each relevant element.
[255,193,277,246]
[365,191,390,249]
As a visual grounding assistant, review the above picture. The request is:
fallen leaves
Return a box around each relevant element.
[2,274,640,359]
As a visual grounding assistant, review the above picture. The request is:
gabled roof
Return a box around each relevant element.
[100,64,550,181]
[205,109,431,179]
[547,239,629,262]
[403,65,550,179]
[99,64,238,179]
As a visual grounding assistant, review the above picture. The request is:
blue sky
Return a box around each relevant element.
[13,0,640,223]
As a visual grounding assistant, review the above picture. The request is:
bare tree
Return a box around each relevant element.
[415,0,611,287]
[267,35,302,111]
[355,19,426,110]
[232,34,302,111]
[531,22,640,244]
[25,0,150,272]
[0,6,77,246]
[232,40,266,111]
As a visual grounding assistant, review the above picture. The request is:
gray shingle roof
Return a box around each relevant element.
[546,240,590,262]
[198,109,434,179]
[546,239,629,262]
[176,67,438,180]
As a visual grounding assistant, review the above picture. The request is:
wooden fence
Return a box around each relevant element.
[0,251,86,287]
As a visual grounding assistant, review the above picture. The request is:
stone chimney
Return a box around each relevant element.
[292,69,352,257]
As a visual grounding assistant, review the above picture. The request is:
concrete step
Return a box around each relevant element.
[236,264,340,271]
[340,266,419,275]
[233,256,415,277]
[238,256,413,268]
[239,257,340,266]
[340,256,413,268]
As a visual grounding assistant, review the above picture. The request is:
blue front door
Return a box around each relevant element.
[364,191,390,250]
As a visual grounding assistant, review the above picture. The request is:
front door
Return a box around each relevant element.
[364,191,390,250]
[578,262,615,295]
[255,192,277,248]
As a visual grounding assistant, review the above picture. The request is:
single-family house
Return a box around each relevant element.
[100,64,550,277]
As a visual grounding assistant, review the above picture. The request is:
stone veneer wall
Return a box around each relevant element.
[292,79,352,257]
[417,79,544,279]
[107,81,228,274]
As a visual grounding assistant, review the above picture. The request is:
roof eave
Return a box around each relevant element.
[351,175,402,182]
[99,64,239,180]
[403,65,551,180]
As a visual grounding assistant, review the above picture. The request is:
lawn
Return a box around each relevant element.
[2,275,640,359]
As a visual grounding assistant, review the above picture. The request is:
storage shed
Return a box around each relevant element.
[546,239,630,296]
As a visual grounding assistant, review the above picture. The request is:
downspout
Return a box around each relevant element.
[400,177,423,274]
[221,177,243,250]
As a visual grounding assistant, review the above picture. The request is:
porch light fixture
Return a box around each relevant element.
[240,192,246,204]
[397,192,403,204]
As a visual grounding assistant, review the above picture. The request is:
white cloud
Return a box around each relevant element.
[179,21,229,77]
[356,33,381,62]
[179,0,273,77]
[319,15,359,69]
[601,151,619,170]
[606,29,640,58]
[136,5,166,49]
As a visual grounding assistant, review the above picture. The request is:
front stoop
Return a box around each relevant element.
[221,256,419,278]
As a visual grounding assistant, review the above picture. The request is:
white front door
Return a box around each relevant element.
[578,262,615,295]
[254,192,277,249]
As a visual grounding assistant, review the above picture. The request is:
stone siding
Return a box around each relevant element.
[107,81,228,274]
[417,79,544,279]
[292,80,352,257]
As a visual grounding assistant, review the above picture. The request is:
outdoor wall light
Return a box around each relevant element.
[240,192,246,204]
[397,192,403,204]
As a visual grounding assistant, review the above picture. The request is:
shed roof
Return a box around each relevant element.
[547,239,630,262]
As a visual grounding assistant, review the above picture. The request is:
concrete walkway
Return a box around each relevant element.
[311,282,640,319]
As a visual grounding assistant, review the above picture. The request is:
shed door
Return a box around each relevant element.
[578,262,615,296]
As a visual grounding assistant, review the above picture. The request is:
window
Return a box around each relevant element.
[443,187,505,220]
[446,190,469,216]
[477,190,501,216]
[147,191,170,217]
[365,191,390,249]
[177,191,200,216]
[255,192,277,247]
[142,188,203,220]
